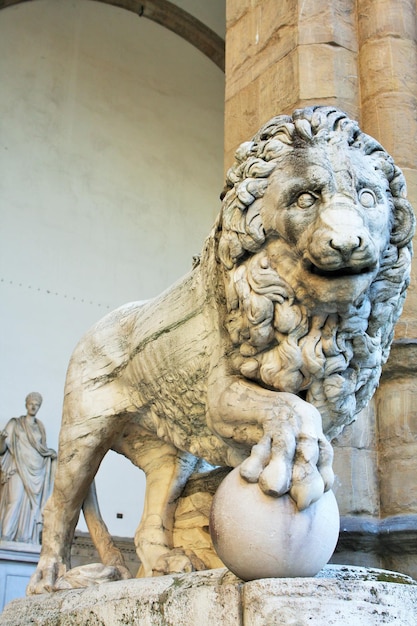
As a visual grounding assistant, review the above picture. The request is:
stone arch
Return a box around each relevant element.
[0,0,225,70]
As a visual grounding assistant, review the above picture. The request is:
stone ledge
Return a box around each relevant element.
[337,514,417,555]
[381,339,417,379]
[0,541,41,563]
[0,566,416,625]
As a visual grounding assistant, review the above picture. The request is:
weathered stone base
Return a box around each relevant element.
[0,542,40,612]
[1,565,416,625]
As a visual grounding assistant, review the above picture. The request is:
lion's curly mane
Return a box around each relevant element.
[214,106,414,439]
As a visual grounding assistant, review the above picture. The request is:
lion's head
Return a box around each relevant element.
[215,106,415,439]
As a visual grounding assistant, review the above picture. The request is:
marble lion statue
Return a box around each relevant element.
[28,106,414,593]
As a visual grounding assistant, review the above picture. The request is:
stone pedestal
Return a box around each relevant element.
[0,566,415,625]
[0,541,40,612]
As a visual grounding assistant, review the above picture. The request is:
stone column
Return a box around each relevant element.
[357,0,417,336]
[224,0,358,168]
[375,344,417,578]
[225,0,417,577]
[357,0,417,579]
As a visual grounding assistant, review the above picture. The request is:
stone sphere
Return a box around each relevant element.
[209,466,339,581]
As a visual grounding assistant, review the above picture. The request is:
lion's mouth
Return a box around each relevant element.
[307,263,373,279]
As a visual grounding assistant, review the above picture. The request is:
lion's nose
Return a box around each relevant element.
[329,234,361,259]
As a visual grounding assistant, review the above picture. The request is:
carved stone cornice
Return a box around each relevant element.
[0,540,41,563]
[72,531,137,556]
[337,514,417,556]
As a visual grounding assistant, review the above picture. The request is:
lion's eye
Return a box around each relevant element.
[297,192,317,209]
[359,189,376,208]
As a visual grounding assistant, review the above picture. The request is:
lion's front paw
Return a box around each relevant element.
[26,557,67,595]
[152,548,207,576]
[240,397,334,510]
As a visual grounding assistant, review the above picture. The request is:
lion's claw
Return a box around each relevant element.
[258,455,291,497]
[290,470,325,510]
[152,548,206,576]
[240,437,271,482]
[239,397,334,510]
[27,559,67,595]
[319,464,335,493]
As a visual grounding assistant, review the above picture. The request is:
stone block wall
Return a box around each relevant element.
[225,0,417,577]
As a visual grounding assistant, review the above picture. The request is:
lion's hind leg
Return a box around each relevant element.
[127,439,204,577]
[81,480,131,577]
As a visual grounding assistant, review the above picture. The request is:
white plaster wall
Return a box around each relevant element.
[0,0,224,537]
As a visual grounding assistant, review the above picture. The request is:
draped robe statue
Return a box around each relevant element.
[0,393,56,544]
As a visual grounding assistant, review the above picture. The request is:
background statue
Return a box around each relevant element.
[0,392,56,544]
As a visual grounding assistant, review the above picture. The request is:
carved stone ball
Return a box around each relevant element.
[209,466,339,581]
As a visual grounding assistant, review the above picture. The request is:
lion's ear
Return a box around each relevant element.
[391,198,416,248]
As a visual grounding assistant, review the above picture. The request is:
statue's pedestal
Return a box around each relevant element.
[0,565,416,625]
[0,541,40,612]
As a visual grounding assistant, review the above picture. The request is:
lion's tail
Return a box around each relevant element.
[82,481,131,577]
